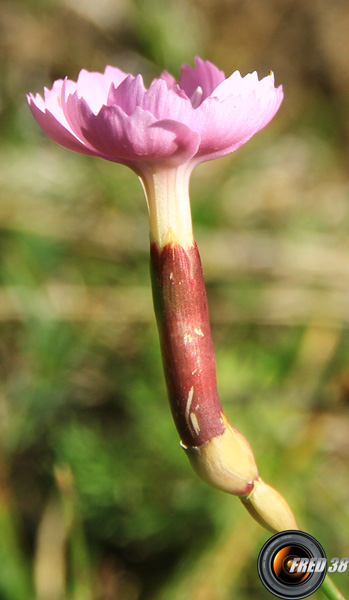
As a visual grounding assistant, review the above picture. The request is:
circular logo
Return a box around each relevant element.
[257,530,327,599]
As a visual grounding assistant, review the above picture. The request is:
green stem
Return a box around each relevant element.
[321,575,347,600]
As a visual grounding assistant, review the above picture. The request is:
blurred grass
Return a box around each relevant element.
[0,0,349,599]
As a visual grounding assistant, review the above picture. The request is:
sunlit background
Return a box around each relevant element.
[0,0,349,598]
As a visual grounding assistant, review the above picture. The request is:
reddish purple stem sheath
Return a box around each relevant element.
[150,241,225,447]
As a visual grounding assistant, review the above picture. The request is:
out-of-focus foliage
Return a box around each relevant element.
[0,0,348,599]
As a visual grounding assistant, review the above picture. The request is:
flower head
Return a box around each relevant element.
[27,57,283,173]
[28,58,283,248]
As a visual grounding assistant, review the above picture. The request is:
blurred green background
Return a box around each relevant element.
[0,0,349,598]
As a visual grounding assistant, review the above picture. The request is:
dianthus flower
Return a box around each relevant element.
[28,58,297,533]
[28,57,283,248]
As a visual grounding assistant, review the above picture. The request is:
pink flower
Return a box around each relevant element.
[27,57,283,249]
[27,57,283,171]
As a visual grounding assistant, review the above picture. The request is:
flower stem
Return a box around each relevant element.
[141,165,194,249]
[321,575,347,600]
[147,172,298,530]
[150,239,225,447]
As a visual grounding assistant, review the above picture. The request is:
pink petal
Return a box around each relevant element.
[186,70,283,162]
[27,89,98,156]
[212,70,282,108]
[103,65,129,86]
[191,84,283,162]
[179,57,226,103]
[150,119,200,164]
[63,89,199,165]
[75,70,112,113]
[74,68,128,114]
[141,79,193,122]
[60,66,129,117]
[109,76,194,122]
[212,70,259,101]
[42,80,68,126]
[61,87,98,148]
[191,93,254,156]
[107,74,147,116]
